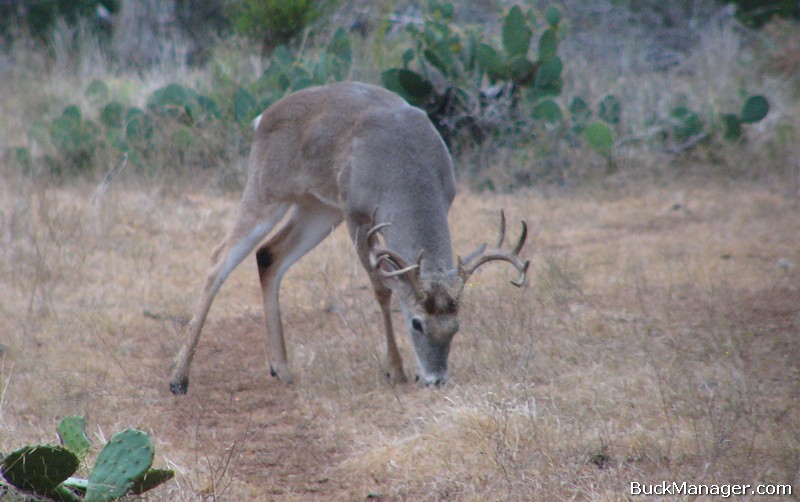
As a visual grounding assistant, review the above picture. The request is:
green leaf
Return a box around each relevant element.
[532,99,563,124]
[740,95,768,123]
[502,6,533,58]
[585,121,614,155]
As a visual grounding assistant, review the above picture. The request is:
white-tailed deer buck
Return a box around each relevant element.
[169,81,528,394]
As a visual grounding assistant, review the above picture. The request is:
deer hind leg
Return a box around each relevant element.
[348,219,408,385]
[255,198,342,384]
[169,201,291,395]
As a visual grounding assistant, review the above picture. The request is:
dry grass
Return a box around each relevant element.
[1,3,799,500]
[0,169,798,500]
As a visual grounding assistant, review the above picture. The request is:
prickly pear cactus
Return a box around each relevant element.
[58,416,92,461]
[84,429,153,502]
[740,95,769,124]
[130,468,175,495]
[1,445,79,498]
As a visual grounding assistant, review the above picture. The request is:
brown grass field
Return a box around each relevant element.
[1,170,798,500]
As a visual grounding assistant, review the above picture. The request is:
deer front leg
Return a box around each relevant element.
[374,285,408,384]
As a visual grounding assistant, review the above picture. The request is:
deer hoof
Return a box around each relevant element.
[170,378,189,395]
[385,368,408,385]
[269,364,294,384]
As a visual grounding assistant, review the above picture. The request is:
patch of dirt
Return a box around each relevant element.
[155,314,352,499]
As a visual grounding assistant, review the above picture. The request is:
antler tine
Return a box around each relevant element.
[367,221,391,242]
[512,220,527,255]
[365,222,427,298]
[496,209,506,249]
[374,253,420,278]
[458,212,530,287]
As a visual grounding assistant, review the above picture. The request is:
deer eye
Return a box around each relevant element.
[411,317,424,332]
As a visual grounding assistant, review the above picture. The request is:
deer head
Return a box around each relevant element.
[365,210,529,385]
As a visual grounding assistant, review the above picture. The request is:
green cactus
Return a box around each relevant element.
[49,105,98,171]
[129,468,175,495]
[58,416,92,462]
[585,121,614,156]
[740,95,769,123]
[598,95,621,125]
[669,106,704,142]
[502,6,533,58]
[381,68,435,107]
[532,99,563,124]
[124,107,152,143]
[545,5,562,27]
[84,429,154,502]
[85,80,110,104]
[569,97,591,134]
[476,43,507,82]
[1,419,173,501]
[1,445,79,498]
[325,27,352,81]
[721,94,769,142]
[100,102,124,130]
[234,87,259,124]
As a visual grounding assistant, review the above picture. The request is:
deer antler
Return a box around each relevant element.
[457,210,530,287]
[365,219,426,298]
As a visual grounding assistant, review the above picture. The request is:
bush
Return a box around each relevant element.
[227,0,341,55]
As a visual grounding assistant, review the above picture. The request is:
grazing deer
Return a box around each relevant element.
[169,82,528,394]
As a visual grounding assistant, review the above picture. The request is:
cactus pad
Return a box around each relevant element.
[545,5,562,27]
[1,445,79,496]
[58,416,92,460]
[740,95,769,123]
[130,468,175,495]
[502,6,533,58]
[85,429,154,502]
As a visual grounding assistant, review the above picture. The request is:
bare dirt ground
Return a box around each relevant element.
[1,176,798,500]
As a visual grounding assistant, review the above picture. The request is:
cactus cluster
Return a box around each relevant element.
[0,416,173,501]
[667,93,770,146]
[381,2,564,149]
[246,27,353,123]
[47,104,99,173]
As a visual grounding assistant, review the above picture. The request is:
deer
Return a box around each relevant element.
[169,81,529,395]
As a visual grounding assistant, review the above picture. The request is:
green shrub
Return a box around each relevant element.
[227,0,340,54]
